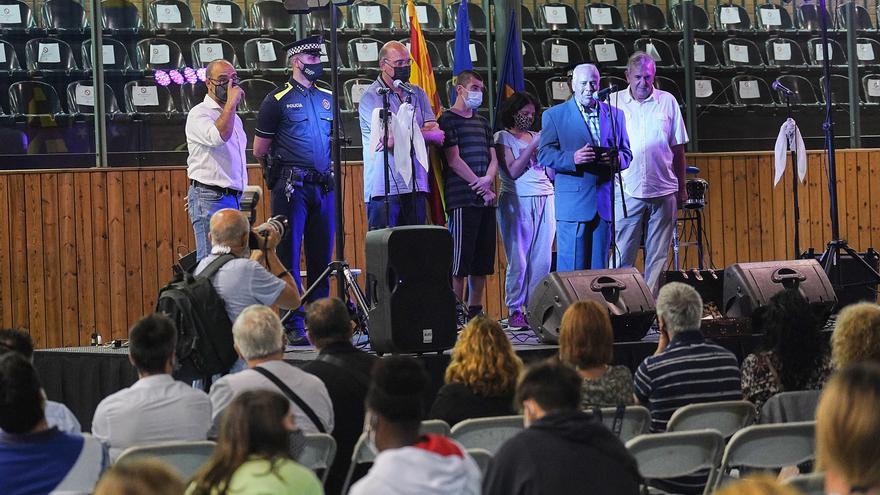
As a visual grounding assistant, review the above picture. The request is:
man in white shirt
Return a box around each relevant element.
[91,314,211,461]
[209,305,333,437]
[610,52,688,296]
[186,58,248,261]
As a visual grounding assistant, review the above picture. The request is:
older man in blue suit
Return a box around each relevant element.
[539,64,632,271]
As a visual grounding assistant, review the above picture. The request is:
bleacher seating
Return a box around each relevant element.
[9,81,64,116]
[238,78,277,114]
[654,76,683,102]
[350,0,394,32]
[755,3,793,31]
[765,38,807,67]
[693,76,730,106]
[855,38,880,66]
[542,37,585,68]
[669,2,710,31]
[180,82,208,112]
[243,38,286,73]
[101,0,142,32]
[445,38,489,70]
[347,37,383,73]
[306,6,346,33]
[399,1,443,32]
[342,77,372,111]
[731,75,776,106]
[24,38,79,74]
[148,0,196,33]
[520,4,537,31]
[588,37,629,68]
[249,0,295,33]
[806,38,846,66]
[446,1,488,32]
[541,2,580,32]
[629,2,667,31]
[773,75,820,105]
[545,75,571,104]
[0,0,35,31]
[401,38,446,68]
[796,3,830,31]
[862,74,880,104]
[66,81,120,115]
[135,38,187,71]
[584,2,624,31]
[124,79,177,117]
[835,1,873,30]
[721,38,765,68]
[82,39,134,72]
[0,40,23,71]
[680,38,721,68]
[201,0,248,33]
[41,0,87,32]
[820,74,859,104]
[634,38,677,67]
[191,38,239,68]
[714,3,751,31]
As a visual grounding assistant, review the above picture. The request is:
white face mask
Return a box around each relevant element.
[464,90,483,109]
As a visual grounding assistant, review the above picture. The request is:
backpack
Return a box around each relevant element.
[156,254,237,377]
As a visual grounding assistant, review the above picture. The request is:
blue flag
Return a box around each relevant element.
[451,0,473,105]
[494,10,525,128]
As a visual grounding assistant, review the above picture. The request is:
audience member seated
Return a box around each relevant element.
[741,290,832,412]
[558,301,634,408]
[301,297,378,495]
[209,305,333,436]
[714,474,801,495]
[429,316,523,426]
[483,359,641,495]
[349,356,482,495]
[816,362,880,495]
[831,302,880,369]
[0,328,81,434]
[188,390,323,495]
[0,353,107,494]
[92,314,211,461]
[94,458,185,495]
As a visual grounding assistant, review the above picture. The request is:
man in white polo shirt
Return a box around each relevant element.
[185,58,248,261]
[610,52,688,296]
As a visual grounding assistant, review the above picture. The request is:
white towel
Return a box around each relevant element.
[367,104,429,187]
[773,117,807,186]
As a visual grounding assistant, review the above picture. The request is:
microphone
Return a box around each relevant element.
[771,79,794,95]
[591,85,617,101]
[393,79,415,95]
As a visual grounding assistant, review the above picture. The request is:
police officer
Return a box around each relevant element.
[253,36,334,345]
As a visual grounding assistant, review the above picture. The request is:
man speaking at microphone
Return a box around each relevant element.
[359,41,445,230]
[538,63,631,271]
[609,52,688,297]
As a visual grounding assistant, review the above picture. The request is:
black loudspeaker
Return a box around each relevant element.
[722,259,837,318]
[366,226,457,354]
[527,268,656,344]
[801,248,880,311]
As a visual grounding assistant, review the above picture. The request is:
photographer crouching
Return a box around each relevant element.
[194,209,302,357]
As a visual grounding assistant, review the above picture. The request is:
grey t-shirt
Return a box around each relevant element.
[194,254,286,324]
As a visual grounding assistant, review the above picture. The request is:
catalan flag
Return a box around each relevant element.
[407,0,446,224]
[494,10,525,128]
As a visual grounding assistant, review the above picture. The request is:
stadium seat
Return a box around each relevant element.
[796,3,830,31]
[669,2,710,30]
[666,401,757,439]
[449,415,523,455]
[82,39,132,72]
[201,0,248,32]
[0,0,35,31]
[634,38,677,67]
[190,38,239,68]
[521,4,537,31]
[342,77,373,111]
[765,37,806,67]
[540,2,580,31]
[862,74,880,104]
[546,76,572,104]
[347,37,382,73]
[731,75,775,106]
[446,1,487,32]
[602,75,627,95]
[350,0,394,32]
[494,41,540,69]
[755,3,793,31]
[0,40,23,72]
[124,79,177,117]
[8,81,64,116]
[588,37,629,68]
[101,0,142,33]
[135,38,186,71]
[399,1,443,32]
[306,6,346,33]
[25,38,79,74]
[41,0,87,32]
[243,38,286,73]
[66,81,120,115]
[249,0,294,33]
[299,433,336,484]
[820,74,860,104]
[680,38,721,68]
[654,76,683,102]
[712,422,815,491]
[807,37,846,66]
[714,3,751,31]
[626,430,724,495]
[116,441,216,480]
[854,37,880,66]
[835,2,872,30]
[148,0,196,32]
[401,38,446,68]
[445,38,489,70]
[629,2,667,31]
[541,37,585,68]
[238,77,277,114]
[584,3,624,30]
[524,79,543,105]
[772,74,820,105]
[694,76,730,106]
[721,38,765,68]
[320,40,349,72]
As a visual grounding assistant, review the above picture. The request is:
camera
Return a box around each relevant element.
[249,215,290,250]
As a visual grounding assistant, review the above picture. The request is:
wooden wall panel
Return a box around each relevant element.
[5,150,880,349]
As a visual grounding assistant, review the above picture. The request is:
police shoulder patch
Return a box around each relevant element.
[274,82,294,101]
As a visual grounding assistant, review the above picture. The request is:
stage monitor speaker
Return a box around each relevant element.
[366,226,457,354]
[527,268,656,344]
[801,248,880,311]
[722,259,837,319]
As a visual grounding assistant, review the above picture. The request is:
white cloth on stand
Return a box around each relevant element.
[367,103,429,187]
[773,117,807,186]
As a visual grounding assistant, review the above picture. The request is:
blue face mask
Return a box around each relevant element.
[463,90,483,110]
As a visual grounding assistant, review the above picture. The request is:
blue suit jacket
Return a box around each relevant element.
[538,98,632,222]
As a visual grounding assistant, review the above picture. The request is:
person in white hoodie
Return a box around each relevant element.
[348,356,481,495]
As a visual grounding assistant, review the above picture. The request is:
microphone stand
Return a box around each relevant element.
[379,86,392,227]
[602,91,626,269]
[778,87,801,258]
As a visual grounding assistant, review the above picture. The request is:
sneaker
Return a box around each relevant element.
[285,329,310,347]
[507,310,529,330]
[455,301,468,329]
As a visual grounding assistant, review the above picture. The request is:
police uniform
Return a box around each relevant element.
[255,36,334,335]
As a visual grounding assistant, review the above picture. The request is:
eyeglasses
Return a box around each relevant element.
[383,58,412,68]
[209,76,240,85]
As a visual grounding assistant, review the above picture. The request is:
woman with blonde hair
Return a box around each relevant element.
[831,302,880,368]
[558,301,634,408]
[430,316,524,426]
[713,475,802,495]
[816,362,880,495]
[94,459,185,495]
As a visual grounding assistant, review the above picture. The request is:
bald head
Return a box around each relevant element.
[209,209,249,249]
[572,64,600,107]
[207,59,234,79]
[379,41,408,62]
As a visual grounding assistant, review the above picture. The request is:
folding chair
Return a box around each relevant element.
[667,400,756,439]
[466,448,492,474]
[785,471,825,495]
[299,432,337,484]
[449,415,523,455]
[420,419,451,436]
[585,405,651,442]
[115,441,216,479]
[626,429,724,495]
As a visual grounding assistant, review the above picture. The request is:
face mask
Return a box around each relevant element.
[214,82,228,103]
[464,90,483,109]
[513,113,534,131]
[390,65,411,83]
[300,61,324,82]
